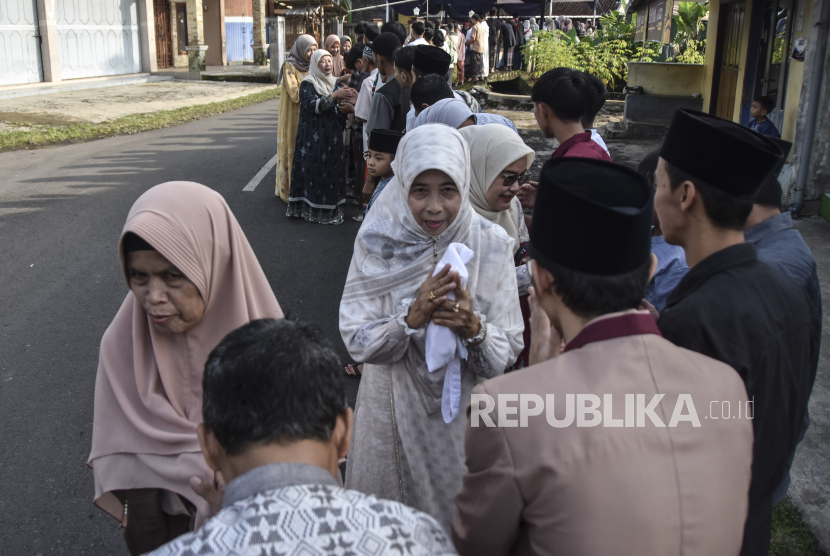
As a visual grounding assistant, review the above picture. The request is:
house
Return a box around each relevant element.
[624,0,829,213]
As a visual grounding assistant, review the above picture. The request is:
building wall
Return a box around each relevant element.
[701,0,721,112]
[786,0,830,202]
[628,62,704,95]
[780,0,812,144]
[204,0,225,65]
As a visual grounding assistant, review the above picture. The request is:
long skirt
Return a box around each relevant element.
[468,51,484,78]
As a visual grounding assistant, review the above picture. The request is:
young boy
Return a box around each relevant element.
[531,67,610,160]
[747,95,781,138]
[366,129,403,211]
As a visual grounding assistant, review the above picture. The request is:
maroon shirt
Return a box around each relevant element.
[551,131,612,161]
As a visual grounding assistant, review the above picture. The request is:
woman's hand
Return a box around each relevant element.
[432,283,480,340]
[190,471,226,517]
[528,285,563,364]
[331,87,350,100]
[339,74,351,82]
[405,265,458,330]
[338,102,355,114]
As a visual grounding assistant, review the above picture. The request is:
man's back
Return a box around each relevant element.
[151,463,456,556]
[452,317,753,556]
[658,242,819,555]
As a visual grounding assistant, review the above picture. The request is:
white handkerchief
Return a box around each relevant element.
[426,242,474,423]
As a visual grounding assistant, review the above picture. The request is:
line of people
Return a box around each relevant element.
[90,63,819,556]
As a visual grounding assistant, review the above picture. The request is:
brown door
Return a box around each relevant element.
[715,3,745,120]
[154,0,173,68]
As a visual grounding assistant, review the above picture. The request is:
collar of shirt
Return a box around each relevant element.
[551,130,593,158]
[562,310,662,353]
[744,211,793,245]
[222,462,339,509]
[665,242,757,308]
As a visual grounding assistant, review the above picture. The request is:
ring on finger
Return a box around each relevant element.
[453,303,460,313]
[429,290,436,300]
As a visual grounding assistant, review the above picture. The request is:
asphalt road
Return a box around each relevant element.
[0,99,364,555]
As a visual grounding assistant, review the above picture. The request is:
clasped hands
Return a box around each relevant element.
[405,264,481,340]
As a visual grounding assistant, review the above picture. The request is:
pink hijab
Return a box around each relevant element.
[88,181,283,525]
[325,34,345,76]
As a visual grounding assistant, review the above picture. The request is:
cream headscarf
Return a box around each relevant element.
[89,181,283,526]
[459,124,535,254]
[303,49,338,96]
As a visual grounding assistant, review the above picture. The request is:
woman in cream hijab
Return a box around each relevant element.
[89,181,283,555]
[459,123,535,368]
[340,124,524,532]
[275,34,317,202]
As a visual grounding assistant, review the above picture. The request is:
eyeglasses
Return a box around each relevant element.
[500,170,530,187]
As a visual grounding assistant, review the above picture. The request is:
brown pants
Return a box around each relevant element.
[456,61,465,84]
[115,489,193,556]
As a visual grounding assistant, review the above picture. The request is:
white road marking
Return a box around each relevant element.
[243,154,279,191]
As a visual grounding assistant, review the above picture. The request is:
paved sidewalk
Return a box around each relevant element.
[0,81,277,130]
[791,216,830,553]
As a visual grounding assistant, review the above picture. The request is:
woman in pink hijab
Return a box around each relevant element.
[88,181,283,555]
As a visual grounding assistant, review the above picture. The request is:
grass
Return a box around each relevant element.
[0,86,280,151]
[770,500,825,556]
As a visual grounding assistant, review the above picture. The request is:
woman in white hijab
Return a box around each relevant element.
[339,124,524,532]
[287,49,354,225]
[460,123,535,368]
[413,97,519,132]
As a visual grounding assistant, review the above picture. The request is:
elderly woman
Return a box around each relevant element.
[89,182,283,555]
[460,123,535,368]
[287,49,354,224]
[340,124,524,531]
[276,35,317,202]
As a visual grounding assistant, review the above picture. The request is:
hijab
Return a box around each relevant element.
[341,124,520,414]
[413,98,475,129]
[342,124,473,306]
[459,124,535,254]
[303,49,338,96]
[286,34,317,72]
[325,34,344,76]
[89,181,283,523]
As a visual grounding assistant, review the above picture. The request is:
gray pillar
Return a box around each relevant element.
[269,16,286,84]
[138,0,158,72]
[35,0,61,82]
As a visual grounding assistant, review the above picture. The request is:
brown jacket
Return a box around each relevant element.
[452,312,753,556]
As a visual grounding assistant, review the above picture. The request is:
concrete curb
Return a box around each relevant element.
[0,74,175,101]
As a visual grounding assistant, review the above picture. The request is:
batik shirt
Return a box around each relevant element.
[149,462,456,556]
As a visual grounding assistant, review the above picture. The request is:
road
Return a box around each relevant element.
[0,99,364,555]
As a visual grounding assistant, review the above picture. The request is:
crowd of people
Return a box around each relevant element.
[88,27,820,556]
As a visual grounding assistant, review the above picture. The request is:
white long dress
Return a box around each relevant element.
[339,125,524,532]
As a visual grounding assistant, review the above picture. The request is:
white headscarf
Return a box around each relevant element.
[342,123,474,305]
[459,124,534,254]
[413,98,475,129]
[302,49,338,96]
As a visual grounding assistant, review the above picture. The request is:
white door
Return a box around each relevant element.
[57,0,141,79]
[0,0,44,86]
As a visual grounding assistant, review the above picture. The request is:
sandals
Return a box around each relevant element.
[344,363,363,377]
